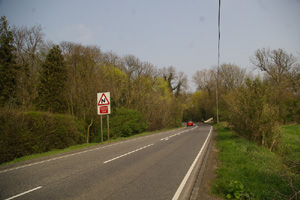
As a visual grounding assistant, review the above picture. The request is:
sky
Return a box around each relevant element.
[1,0,300,91]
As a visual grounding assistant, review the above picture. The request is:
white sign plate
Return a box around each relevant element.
[97,92,111,115]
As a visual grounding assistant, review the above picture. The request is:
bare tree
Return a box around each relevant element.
[251,48,297,87]
[12,24,44,108]
[218,63,246,92]
[161,66,188,95]
[251,48,300,123]
[60,41,102,118]
[192,69,216,94]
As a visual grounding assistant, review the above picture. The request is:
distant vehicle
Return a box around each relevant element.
[187,121,193,126]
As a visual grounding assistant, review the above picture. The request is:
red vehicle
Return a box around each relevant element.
[187,121,193,126]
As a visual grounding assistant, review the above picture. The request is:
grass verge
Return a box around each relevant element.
[211,123,300,200]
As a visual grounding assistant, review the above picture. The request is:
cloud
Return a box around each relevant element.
[58,23,93,43]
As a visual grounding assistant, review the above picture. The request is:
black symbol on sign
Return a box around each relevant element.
[101,99,106,104]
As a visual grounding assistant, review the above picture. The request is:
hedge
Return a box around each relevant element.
[110,107,148,138]
[0,109,86,164]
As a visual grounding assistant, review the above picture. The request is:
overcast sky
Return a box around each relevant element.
[1,0,300,91]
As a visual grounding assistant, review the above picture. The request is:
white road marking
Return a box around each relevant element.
[4,186,42,200]
[160,126,197,141]
[0,138,154,174]
[0,144,115,174]
[0,128,185,174]
[103,144,154,164]
[172,126,212,200]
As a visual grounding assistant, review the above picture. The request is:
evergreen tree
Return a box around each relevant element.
[0,16,18,107]
[36,45,67,113]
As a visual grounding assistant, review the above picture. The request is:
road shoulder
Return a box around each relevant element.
[195,127,222,200]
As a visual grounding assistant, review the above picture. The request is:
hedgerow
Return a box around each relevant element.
[0,109,86,163]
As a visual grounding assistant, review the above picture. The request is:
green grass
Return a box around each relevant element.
[1,126,183,166]
[280,125,300,164]
[211,123,300,200]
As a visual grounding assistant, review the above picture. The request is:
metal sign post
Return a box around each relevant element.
[107,115,109,141]
[100,115,103,142]
[97,92,111,142]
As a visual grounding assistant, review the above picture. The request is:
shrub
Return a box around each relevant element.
[110,107,148,138]
[0,109,86,163]
[224,78,281,151]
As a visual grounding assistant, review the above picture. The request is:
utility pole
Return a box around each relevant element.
[216,0,221,124]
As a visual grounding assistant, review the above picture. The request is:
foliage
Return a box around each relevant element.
[225,180,254,200]
[251,48,300,123]
[189,63,246,122]
[12,24,44,108]
[35,45,67,113]
[224,77,281,150]
[110,107,148,138]
[278,125,300,198]
[183,90,214,122]
[211,123,300,200]
[60,42,186,133]
[280,125,300,167]
[1,17,188,143]
[0,16,18,107]
[0,109,86,163]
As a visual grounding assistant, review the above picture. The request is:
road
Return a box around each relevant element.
[0,124,212,200]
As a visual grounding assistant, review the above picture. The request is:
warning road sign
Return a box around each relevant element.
[97,92,111,115]
[98,93,110,106]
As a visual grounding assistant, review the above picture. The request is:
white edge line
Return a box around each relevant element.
[103,144,154,164]
[4,186,42,200]
[172,126,213,200]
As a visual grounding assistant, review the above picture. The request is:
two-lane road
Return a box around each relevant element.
[0,124,212,200]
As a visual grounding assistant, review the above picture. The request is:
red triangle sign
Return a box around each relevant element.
[98,93,110,105]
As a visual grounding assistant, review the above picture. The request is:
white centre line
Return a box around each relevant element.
[103,144,154,164]
[0,140,135,174]
[160,126,197,141]
[0,128,185,174]
[4,186,42,200]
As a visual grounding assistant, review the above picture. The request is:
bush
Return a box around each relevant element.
[224,78,281,151]
[110,107,148,138]
[0,109,86,163]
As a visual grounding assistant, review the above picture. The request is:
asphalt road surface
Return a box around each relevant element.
[0,124,212,200]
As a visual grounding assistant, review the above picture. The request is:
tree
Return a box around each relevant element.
[251,48,300,123]
[35,45,67,113]
[162,66,188,96]
[192,64,247,122]
[192,69,216,94]
[224,77,281,151]
[61,42,102,118]
[251,48,297,87]
[218,63,246,92]
[0,16,18,107]
[12,24,44,107]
